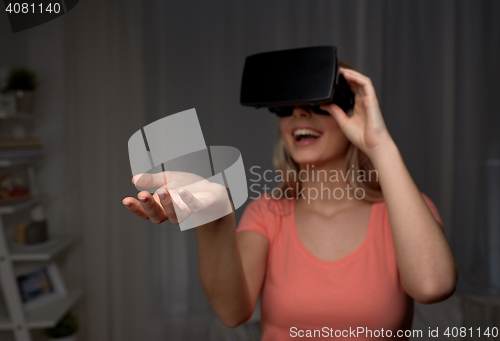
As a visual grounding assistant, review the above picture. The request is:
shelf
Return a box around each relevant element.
[9,235,79,262]
[0,158,42,168]
[26,290,83,329]
[0,198,39,214]
[0,114,34,120]
[0,290,83,330]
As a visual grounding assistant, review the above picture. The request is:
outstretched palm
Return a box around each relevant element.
[124,171,232,225]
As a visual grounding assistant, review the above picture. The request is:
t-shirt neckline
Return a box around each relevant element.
[290,199,377,267]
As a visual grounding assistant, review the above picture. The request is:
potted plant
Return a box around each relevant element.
[6,68,37,113]
[43,312,79,341]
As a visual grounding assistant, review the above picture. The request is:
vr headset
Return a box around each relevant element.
[240,46,354,117]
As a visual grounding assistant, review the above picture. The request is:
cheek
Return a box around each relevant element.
[278,117,290,132]
[320,114,342,131]
[319,117,350,154]
[280,131,294,152]
[278,117,293,141]
[325,123,347,142]
[324,126,350,151]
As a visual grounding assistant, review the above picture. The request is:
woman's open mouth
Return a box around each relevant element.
[292,128,323,146]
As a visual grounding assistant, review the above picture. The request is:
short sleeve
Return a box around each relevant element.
[237,195,276,243]
[421,193,443,225]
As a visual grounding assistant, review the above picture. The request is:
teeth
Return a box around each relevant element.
[293,129,322,137]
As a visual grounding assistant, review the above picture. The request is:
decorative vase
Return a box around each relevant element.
[9,90,35,113]
[48,334,77,341]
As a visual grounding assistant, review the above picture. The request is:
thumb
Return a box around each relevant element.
[177,188,204,213]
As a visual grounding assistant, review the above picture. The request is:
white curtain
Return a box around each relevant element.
[5,0,497,340]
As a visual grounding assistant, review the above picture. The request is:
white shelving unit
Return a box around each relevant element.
[0,288,83,330]
[0,112,82,340]
[8,235,80,262]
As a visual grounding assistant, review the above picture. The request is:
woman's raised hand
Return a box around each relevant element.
[122,171,232,225]
[320,67,393,157]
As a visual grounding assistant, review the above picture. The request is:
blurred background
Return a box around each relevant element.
[0,0,499,340]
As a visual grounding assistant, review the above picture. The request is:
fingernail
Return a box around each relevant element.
[123,202,132,208]
[178,189,186,198]
[158,190,166,200]
[139,197,148,203]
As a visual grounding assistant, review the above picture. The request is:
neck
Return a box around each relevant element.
[295,156,362,212]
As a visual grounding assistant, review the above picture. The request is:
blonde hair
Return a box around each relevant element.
[271,61,383,203]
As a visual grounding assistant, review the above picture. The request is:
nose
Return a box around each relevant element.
[292,106,312,118]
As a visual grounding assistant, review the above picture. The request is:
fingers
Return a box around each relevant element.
[156,187,179,224]
[320,103,349,128]
[122,197,150,220]
[338,67,376,98]
[136,191,169,224]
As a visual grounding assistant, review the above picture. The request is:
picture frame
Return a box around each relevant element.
[16,263,67,311]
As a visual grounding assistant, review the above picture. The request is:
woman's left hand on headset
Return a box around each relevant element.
[320,67,394,159]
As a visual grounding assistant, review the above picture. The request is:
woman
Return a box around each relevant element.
[122,66,457,340]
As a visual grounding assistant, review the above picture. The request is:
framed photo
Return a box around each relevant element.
[16,263,67,311]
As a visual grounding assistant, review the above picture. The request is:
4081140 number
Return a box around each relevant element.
[5,3,61,14]
[444,326,498,338]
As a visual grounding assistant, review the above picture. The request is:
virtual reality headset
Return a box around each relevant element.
[240,46,355,117]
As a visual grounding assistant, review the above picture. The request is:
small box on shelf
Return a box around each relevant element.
[15,205,49,246]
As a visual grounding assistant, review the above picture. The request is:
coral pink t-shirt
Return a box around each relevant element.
[236,194,442,340]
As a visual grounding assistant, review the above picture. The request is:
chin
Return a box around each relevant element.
[290,152,336,167]
[289,146,351,169]
[291,153,322,166]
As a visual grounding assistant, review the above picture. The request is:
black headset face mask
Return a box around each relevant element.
[268,105,331,117]
[240,46,355,116]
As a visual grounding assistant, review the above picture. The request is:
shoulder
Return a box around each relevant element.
[244,193,292,213]
[237,194,293,242]
[240,194,293,223]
